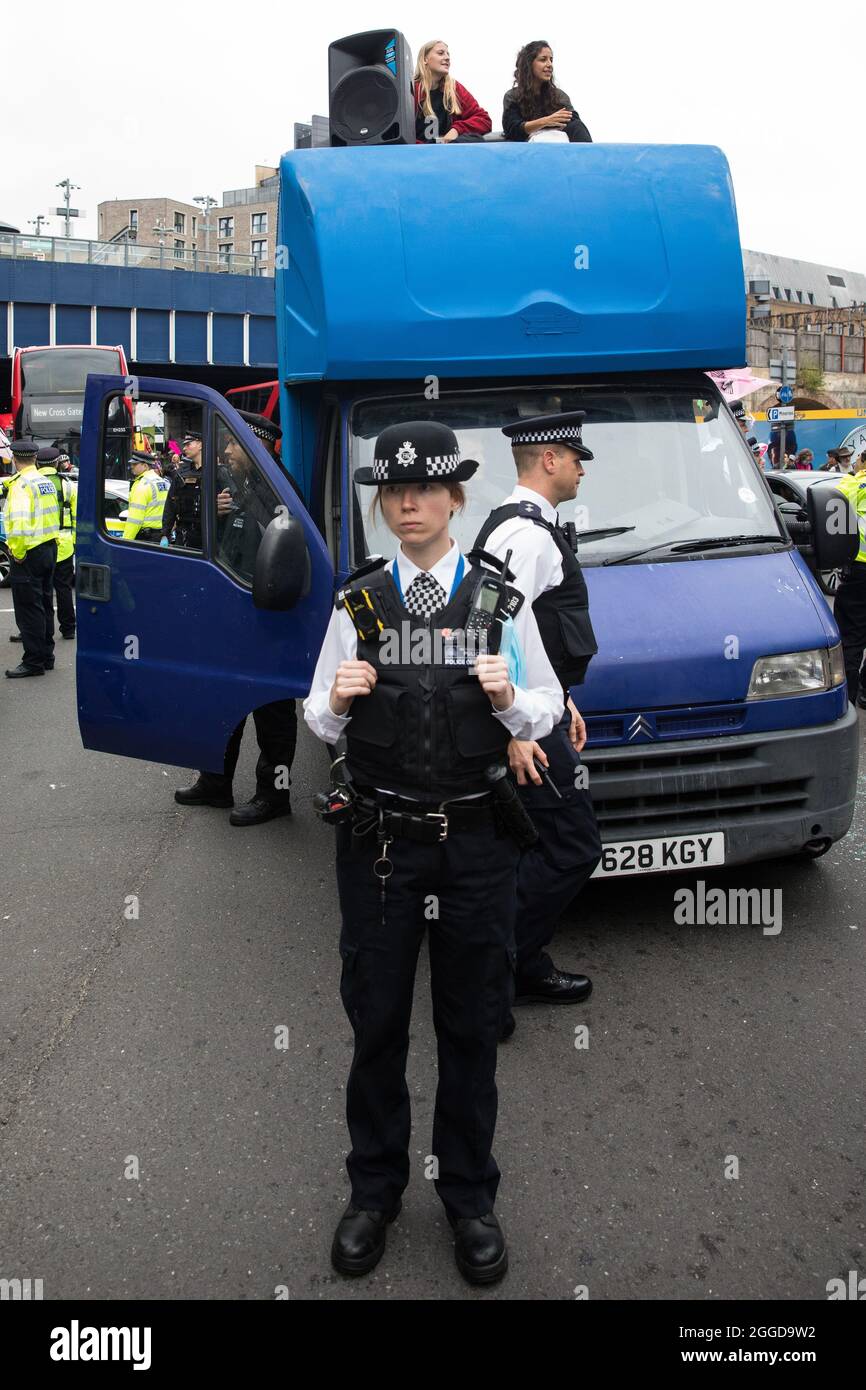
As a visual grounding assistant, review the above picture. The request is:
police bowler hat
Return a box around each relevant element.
[356,420,479,486]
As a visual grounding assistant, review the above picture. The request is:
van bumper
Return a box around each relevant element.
[582,704,859,867]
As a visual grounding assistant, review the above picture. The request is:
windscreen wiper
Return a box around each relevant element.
[604,533,784,566]
[575,526,636,542]
[669,533,786,553]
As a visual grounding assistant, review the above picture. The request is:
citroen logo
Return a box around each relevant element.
[627,715,654,741]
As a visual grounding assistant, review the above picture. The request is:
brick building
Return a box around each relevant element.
[97,167,279,275]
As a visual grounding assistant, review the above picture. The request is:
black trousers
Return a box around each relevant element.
[515,709,602,982]
[53,555,76,635]
[203,699,298,800]
[335,814,519,1219]
[10,540,56,672]
[834,564,866,700]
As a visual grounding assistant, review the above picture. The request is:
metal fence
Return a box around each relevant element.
[0,233,268,277]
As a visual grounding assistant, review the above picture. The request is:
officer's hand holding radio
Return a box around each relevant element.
[508,738,547,785]
[475,653,514,710]
[329,658,377,716]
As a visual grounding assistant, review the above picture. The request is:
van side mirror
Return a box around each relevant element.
[807,487,859,574]
[252,513,310,611]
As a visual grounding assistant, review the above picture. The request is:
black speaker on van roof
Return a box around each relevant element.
[328,30,414,146]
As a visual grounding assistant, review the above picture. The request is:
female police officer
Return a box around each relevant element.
[303,420,562,1285]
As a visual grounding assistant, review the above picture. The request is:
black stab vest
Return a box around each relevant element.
[340,563,511,799]
[473,502,598,687]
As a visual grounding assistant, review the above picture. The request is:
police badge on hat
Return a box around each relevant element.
[501,410,594,460]
[355,421,479,485]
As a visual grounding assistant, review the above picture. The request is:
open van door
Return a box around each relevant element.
[75,375,334,770]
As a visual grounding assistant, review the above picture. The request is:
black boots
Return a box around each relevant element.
[174,775,234,809]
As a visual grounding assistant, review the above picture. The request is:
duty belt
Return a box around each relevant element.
[353,787,495,844]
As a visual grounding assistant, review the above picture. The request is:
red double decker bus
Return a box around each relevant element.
[11,344,132,476]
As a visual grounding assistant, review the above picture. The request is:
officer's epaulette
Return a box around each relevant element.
[465,547,516,581]
[335,554,387,603]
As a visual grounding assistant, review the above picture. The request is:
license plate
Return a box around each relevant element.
[591,832,725,878]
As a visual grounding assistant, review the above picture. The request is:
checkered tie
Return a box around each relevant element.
[404,571,447,620]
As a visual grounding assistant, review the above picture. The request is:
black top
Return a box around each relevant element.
[502,87,592,143]
[416,86,452,142]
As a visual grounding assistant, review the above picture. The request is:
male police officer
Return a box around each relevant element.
[4,439,60,677]
[124,450,169,542]
[474,411,602,1026]
[160,431,203,548]
[176,410,297,825]
[37,447,77,637]
[834,450,866,707]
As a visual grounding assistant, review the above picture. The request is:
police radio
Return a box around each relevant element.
[465,549,521,656]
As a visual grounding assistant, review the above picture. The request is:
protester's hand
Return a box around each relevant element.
[216,489,233,516]
[475,654,514,709]
[547,107,572,128]
[330,660,377,716]
[508,738,547,785]
[441,128,459,142]
[566,696,587,752]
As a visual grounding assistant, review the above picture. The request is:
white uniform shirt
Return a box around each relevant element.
[482,484,565,604]
[303,538,563,746]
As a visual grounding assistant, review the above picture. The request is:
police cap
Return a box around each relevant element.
[37,446,60,465]
[501,410,593,461]
[10,439,39,459]
[130,450,155,466]
[238,410,282,444]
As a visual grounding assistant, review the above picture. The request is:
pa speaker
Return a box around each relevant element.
[328,30,414,146]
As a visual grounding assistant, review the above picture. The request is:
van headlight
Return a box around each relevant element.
[746,644,846,699]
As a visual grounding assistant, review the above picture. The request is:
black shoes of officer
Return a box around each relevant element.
[500,1010,516,1042]
[174,775,234,809]
[450,1211,508,1285]
[331,1201,401,1275]
[229,795,292,827]
[515,968,593,1005]
[9,633,22,642]
[5,663,44,678]
[61,630,76,640]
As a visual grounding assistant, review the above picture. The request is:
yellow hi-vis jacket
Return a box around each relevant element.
[38,467,77,563]
[836,471,866,566]
[4,464,61,561]
[123,468,169,540]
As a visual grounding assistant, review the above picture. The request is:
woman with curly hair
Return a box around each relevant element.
[414,39,491,144]
[503,40,592,143]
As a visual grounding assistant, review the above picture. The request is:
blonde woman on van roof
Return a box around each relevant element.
[414,39,491,144]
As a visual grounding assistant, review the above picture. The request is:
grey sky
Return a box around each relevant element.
[6,0,861,272]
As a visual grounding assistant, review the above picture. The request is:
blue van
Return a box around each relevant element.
[75,143,859,877]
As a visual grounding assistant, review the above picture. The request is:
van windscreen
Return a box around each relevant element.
[349,385,783,565]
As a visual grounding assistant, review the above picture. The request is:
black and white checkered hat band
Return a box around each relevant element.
[510,428,582,445]
[248,423,272,440]
[371,452,461,481]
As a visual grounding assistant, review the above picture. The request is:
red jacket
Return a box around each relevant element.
[414,80,492,141]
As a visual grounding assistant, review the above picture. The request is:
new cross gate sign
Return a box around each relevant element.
[767,406,796,423]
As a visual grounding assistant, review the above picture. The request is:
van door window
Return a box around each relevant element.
[214,419,282,585]
[100,394,204,549]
